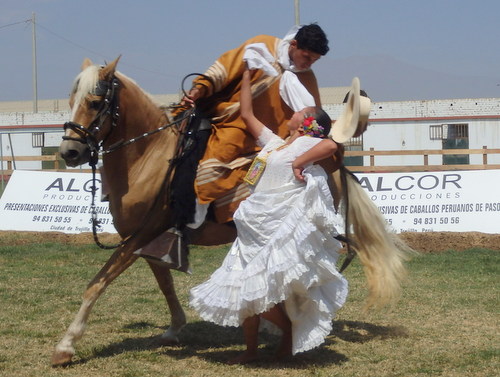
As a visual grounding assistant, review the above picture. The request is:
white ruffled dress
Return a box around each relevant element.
[189,127,348,354]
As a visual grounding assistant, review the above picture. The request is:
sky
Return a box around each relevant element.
[1,0,499,104]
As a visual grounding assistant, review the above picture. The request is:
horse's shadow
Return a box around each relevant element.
[73,319,409,368]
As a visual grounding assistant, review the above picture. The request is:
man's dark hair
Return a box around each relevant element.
[294,23,329,55]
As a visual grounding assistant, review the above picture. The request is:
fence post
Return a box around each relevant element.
[370,147,374,167]
[483,146,488,165]
[54,152,60,170]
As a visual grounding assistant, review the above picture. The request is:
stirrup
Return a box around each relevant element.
[134,227,191,273]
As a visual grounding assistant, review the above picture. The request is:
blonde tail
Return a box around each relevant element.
[336,168,414,309]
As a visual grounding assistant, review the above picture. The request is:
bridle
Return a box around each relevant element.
[63,77,121,166]
[62,73,194,250]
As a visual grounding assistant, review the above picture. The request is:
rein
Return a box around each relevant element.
[64,72,197,249]
[87,108,195,249]
[100,72,212,155]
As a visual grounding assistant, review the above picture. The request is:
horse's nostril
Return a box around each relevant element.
[62,149,80,160]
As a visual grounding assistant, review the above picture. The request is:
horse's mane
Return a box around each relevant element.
[71,65,100,105]
[117,71,166,108]
[71,64,166,108]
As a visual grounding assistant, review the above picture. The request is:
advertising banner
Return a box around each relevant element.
[0,170,116,233]
[0,170,499,234]
[356,170,500,234]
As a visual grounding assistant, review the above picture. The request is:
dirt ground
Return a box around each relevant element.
[397,231,500,252]
[0,230,498,253]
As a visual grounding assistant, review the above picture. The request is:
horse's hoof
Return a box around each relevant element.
[159,336,180,346]
[51,350,74,367]
[159,335,180,346]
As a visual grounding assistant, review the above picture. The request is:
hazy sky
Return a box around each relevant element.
[1,0,499,103]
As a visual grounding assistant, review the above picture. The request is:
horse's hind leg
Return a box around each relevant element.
[51,248,138,367]
[147,262,186,345]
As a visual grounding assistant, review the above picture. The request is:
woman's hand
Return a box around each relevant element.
[292,163,306,182]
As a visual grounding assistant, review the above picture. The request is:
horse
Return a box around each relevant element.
[54,57,410,366]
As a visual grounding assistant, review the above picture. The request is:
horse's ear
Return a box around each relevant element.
[81,58,93,71]
[101,55,121,80]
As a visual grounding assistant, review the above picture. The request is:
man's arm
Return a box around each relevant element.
[182,35,276,106]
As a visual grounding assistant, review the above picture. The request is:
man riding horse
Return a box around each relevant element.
[170,24,361,230]
[137,23,371,266]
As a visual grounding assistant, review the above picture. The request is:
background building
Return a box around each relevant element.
[1,90,499,173]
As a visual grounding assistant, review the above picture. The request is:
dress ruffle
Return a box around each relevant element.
[190,168,348,354]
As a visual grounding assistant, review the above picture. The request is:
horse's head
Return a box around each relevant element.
[60,57,121,167]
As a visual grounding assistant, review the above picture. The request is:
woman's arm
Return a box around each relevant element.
[292,139,338,182]
[240,68,265,139]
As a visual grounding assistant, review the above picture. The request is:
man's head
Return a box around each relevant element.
[289,24,329,71]
[295,24,329,55]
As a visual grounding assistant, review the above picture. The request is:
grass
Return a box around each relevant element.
[0,236,498,377]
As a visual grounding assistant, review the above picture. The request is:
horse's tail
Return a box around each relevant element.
[335,167,415,310]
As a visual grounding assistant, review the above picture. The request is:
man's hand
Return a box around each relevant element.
[181,86,204,107]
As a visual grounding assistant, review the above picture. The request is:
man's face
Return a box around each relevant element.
[289,40,321,71]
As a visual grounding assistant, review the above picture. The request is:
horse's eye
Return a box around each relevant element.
[89,100,101,110]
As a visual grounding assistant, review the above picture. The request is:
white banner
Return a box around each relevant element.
[0,170,499,234]
[355,170,500,234]
[0,170,116,234]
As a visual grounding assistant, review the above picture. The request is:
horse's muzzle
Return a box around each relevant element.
[59,139,91,167]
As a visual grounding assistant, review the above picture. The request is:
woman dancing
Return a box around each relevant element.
[190,67,348,364]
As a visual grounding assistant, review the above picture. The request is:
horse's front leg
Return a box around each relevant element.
[147,262,186,345]
[51,247,138,367]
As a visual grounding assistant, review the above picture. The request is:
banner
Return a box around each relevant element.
[0,170,116,234]
[0,170,499,234]
[355,170,500,234]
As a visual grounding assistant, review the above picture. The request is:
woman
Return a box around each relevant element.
[189,67,348,364]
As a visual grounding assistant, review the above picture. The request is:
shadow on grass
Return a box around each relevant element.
[71,319,408,369]
[332,320,410,343]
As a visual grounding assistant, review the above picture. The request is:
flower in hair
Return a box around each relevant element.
[302,116,325,138]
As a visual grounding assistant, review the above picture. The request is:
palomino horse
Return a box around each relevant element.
[54,57,410,366]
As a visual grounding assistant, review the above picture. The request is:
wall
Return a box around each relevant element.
[1,97,500,167]
[326,97,500,166]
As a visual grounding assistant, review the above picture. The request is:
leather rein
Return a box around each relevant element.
[63,74,194,249]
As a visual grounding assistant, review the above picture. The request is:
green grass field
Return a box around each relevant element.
[0,235,498,377]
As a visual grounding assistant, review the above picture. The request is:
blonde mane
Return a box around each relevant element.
[71,64,164,108]
[71,65,100,105]
[116,71,165,107]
